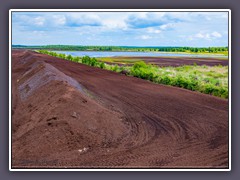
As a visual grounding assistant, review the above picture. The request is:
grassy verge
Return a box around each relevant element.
[129,62,228,98]
[37,50,228,99]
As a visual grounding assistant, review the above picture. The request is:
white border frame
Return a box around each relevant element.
[9,9,231,171]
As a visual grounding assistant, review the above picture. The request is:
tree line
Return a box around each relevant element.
[13,45,228,53]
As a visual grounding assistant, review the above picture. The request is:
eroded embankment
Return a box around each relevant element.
[11,50,229,168]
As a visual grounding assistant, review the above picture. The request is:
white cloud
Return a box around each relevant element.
[195,33,205,38]
[52,15,66,25]
[211,31,222,38]
[102,19,128,30]
[160,23,175,30]
[32,30,46,35]
[139,35,152,40]
[147,27,161,34]
[188,31,222,41]
[34,17,45,26]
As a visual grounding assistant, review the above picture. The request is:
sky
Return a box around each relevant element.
[12,11,229,47]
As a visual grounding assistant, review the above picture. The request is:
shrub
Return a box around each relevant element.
[73,56,80,62]
[66,54,73,61]
[90,58,97,66]
[100,62,105,69]
[132,61,148,69]
[112,65,120,72]
[82,56,91,64]
[203,84,216,94]
[58,53,66,59]
[159,76,171,84]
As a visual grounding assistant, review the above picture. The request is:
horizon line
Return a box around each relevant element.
[12,44,229,48]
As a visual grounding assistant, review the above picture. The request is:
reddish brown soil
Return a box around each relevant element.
[11,50,229,169]
[100,56,228,67]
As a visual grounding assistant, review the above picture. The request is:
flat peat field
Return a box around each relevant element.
[11,50,229,168]
[98,56,228,67]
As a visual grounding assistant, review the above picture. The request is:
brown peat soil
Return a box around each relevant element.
[11,50,229,168]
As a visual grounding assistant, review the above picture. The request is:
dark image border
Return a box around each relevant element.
[1,0,239,180]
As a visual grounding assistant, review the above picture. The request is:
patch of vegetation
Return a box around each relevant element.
[37,50,228,99]
[38,50,82,63]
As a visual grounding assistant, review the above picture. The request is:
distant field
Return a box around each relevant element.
[98,57,142,65]
[98,56,228,67]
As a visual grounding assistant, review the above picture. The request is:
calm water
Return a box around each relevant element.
[52,51,227,58]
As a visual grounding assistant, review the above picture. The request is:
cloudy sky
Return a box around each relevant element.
[12,11,229,47]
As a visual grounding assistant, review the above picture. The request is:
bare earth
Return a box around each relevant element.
[11,50,229,169]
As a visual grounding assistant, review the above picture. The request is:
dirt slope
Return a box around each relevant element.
[11,50,229,168]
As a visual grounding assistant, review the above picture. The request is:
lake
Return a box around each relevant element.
[52,51,227,58]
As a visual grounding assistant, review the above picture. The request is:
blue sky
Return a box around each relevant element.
[12,11,229,47]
